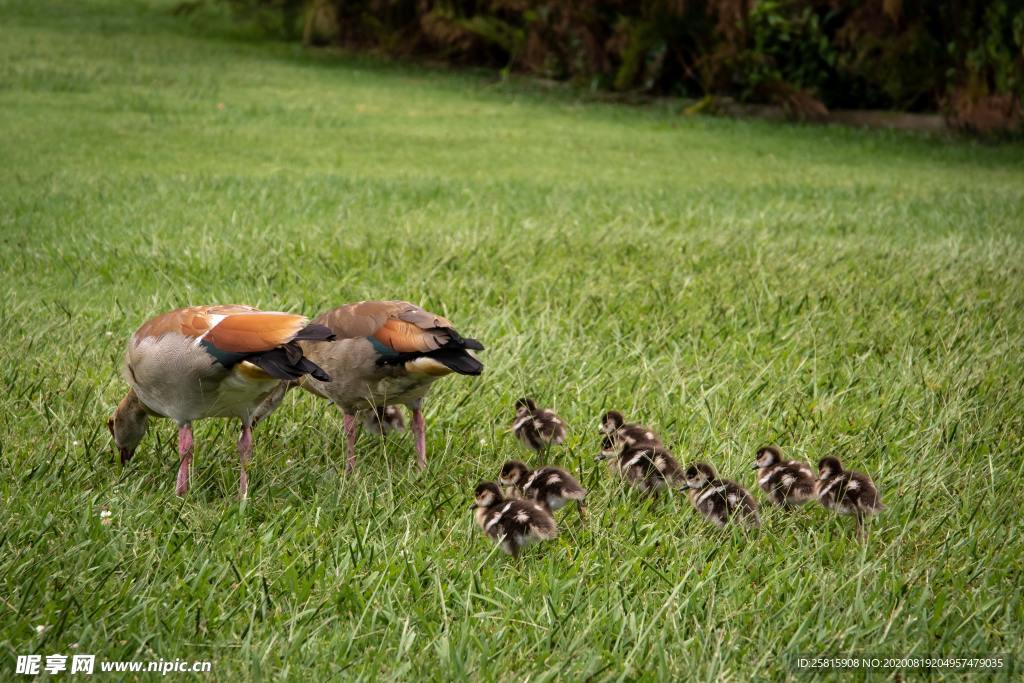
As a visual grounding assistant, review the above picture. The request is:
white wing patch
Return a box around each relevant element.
[193,314,228,345]
[817,479,842,499]
[624,451,646,469]
[696,485,726,505]
[511,416,532,432]
[781,474,796,487]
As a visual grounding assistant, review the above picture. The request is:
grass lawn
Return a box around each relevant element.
[2,0,1023,679]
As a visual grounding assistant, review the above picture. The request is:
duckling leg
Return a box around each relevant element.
[237,422,253,499]
[411,406,427,470]
[576,500,588,524]
[343,412,358,472]
[175,423,193,496]
[855,512,868,542]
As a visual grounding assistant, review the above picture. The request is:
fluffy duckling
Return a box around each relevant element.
[498,460,587,520]
[816,456,885,540]
[598,410,663,456]
[360,405,406,436]
[511,398,567,453]
[596,442,683,496]
[470,482,558,558]
[681,462,760,528]
[751,445,816,507]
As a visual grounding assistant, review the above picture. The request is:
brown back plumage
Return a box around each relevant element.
[314,300,454,352]
[133,305,312,353]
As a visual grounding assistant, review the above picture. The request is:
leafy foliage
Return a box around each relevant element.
[219,0,1023,132]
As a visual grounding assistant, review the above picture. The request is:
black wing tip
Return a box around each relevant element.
[247,347,332,382]
[443,353,484,376]
[294,323,336,342]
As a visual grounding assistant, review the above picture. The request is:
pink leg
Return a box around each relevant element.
[238,423,253,499]
[175,424,193,496]
[411,407,427,470]
[343,412,358,472]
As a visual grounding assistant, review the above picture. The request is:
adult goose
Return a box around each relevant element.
[285,300,484,471]
[107,305,333,498]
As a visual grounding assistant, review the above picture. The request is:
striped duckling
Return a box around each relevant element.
[751,445,816,507]
[598,410,662,458]
[816,456,885,540]
[470,482,558,558]
[498,460,587,520]
[596,441,683,496]
[361,405,405,436]
[511,398,567,453]
[681,462,760,528]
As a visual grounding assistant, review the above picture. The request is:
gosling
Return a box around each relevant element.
[598,410,662,457]
[816,456,885,541]
[751,445,815,507]
[470,482,558,558]
[499,460,587,520]
[681,462,760,528]
[512,398,567,453]
[597,442,682,496]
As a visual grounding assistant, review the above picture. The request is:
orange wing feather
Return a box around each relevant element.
[313,300,453,353]
[134,305,308,353]
[372,318,449,353]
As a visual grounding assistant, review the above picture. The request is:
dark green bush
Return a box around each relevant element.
[212,0,1024,131]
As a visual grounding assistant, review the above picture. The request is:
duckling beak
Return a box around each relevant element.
[750,462,760,470]
[469,503,478,510]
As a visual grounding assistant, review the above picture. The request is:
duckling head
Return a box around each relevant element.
[600,410,624,434]
[682,462,717,489]
[817,456,844,480]
[470,481,504,510]
[515,397,537,415]
[499,460,530,488]
[752,445,782,470]
[595,433,622,461]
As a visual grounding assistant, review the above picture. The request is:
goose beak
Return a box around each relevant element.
[594,453,608,461]
[469,503,478,510]
[107,418,134,465]
[750,462,760,470]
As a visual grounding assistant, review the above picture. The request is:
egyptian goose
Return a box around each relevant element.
[596,441,683,496]
[362,405,406,436]
[470,482,558,558]
[679,464,761,528]
[751,445,816,507]
[498,460,587,520]
[598,410,662,458]
[511,398,567,453]
[289,300,483,471]
[107,305,333,498]
[681,462,760,528]
[816,456,885,540]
